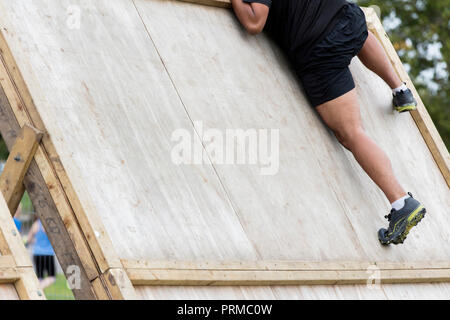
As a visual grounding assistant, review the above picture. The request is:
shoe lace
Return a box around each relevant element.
[385,209,395,222]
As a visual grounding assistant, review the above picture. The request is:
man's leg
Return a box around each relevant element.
[357,32,403,89]
[316,89,406,203]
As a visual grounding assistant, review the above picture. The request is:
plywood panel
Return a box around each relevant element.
[0,0,257,262]
[134,0,450,262]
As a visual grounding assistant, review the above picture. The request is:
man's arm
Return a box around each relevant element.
[231,0,270,35]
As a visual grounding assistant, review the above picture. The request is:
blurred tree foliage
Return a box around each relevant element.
[0,136,7,160]
[358,0,449,150]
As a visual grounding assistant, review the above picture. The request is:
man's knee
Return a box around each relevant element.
[334,126,364,150]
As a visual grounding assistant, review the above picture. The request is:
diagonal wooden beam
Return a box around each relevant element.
[0,255,16,268]
[0,124,43,214]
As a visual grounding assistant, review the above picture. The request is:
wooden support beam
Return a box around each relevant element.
[122,259,450,271]
[0,255,16,268]
[14,268,45,300]
[0,267,19,284]
[100,268,138,300]
[0,124,43,214]
[0,257,17,284]
[126,268,450,286]
[91,277,111,300]
[123,260,450,286]
[0,232,10,255]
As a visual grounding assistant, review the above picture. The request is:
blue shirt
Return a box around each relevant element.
[33,221,55,256]
[13,218,22,231]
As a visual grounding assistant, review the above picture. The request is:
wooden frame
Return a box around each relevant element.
[0,1,448,299]
[0,125,43,214]
[123,260,450,286]
[0,185,44,299]
[0,30,134,300]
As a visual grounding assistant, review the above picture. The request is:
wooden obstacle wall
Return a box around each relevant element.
[0,0,448,299]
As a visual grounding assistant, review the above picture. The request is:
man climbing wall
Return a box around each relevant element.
[230,0,426,245]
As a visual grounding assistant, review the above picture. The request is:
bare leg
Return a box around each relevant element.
[39,276,55,289]
[358,32,402,89]
[316,89,406,203]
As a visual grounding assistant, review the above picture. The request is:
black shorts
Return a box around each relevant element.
[33,255,56,279]
[296,3,369,107]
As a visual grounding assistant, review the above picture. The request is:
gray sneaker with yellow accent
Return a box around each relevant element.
[378,192,426,245]
[393,88,417,113]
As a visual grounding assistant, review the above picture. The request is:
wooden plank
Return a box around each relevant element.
[91,277,111,300]
[0,257,18,286]
[101,268,138,300]
[0,124,43,214]
[124,259,450,286]
[122,259,450,271]
[0,255,15,268]
[365,8,450,187]
[0,267,19,284]
[0,231,9,255]
[126,268,450,286]
[14,268,45,300]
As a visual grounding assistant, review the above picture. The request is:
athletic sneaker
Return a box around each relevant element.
[378,192,426,245]
[393,88,417,113]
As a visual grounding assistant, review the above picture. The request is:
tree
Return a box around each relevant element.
[358,0,449,150]
[0,136,8,161]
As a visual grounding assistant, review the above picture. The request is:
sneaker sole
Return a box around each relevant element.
[395,104,417,113]
[392,207,426,245]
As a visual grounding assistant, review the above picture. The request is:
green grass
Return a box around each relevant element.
[20,191,33,212]
[43,274,75,300]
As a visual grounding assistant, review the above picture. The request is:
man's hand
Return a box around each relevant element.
[231,0,269,35]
